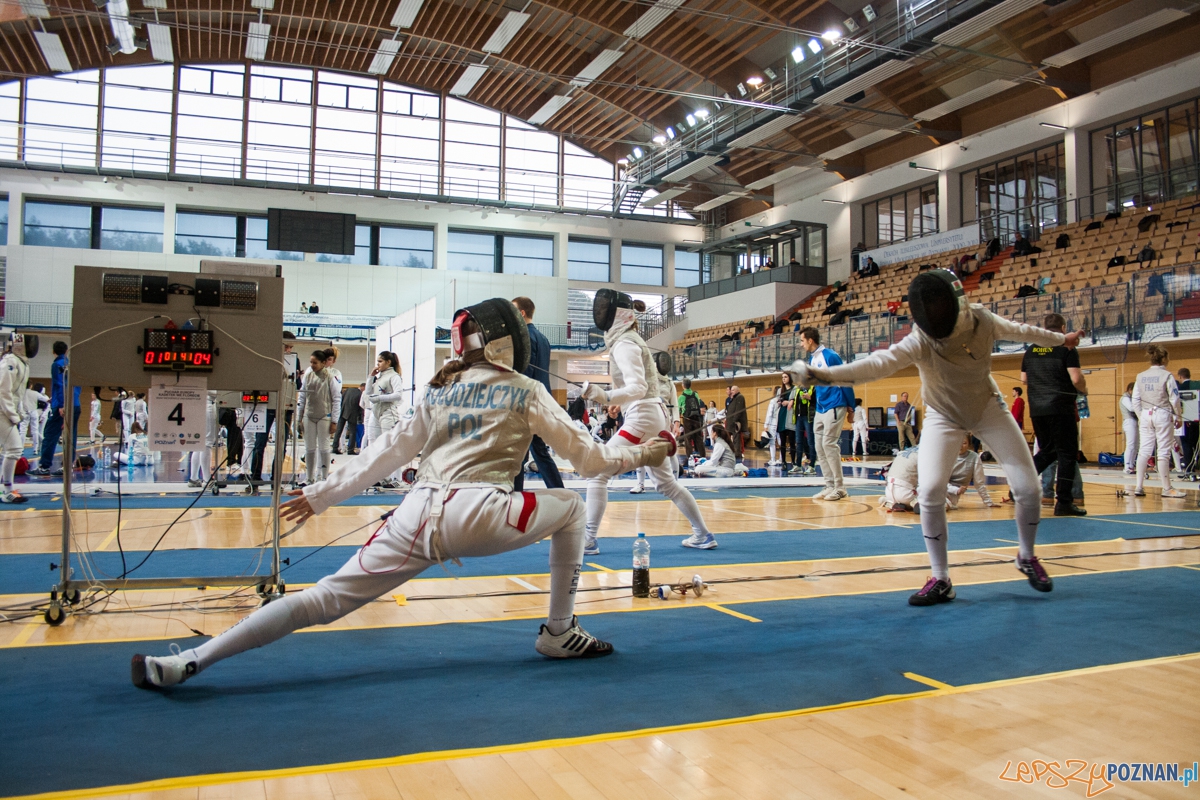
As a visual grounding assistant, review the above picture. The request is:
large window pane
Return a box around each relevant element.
[379,225,434,268]
[316,224,371,264]
[245,217,303,260]
[448,231,496,272]
[0,196,8,243]
[24,71,99,167]
[567,239,609,282]
[23,201,91,248]
[100,206,163,252]
[621,244,663,286]
[675,250,700,288]
[502,235,552,276]
[247,66,313,184]
[174,211,237,256]
[102,65,173,173]
[0,81,19,161]
[177,65,245,179]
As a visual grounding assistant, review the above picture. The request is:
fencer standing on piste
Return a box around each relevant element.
[130,299,670,688]
[787,270,1082,606]
[0,333,37,504]
[1132,344,1185,499]
[297,350,342,485]
[582,289,716,553]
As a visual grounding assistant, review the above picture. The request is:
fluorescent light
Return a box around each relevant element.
[746,76,763,87]
[482,11,529,53]
[449,64,487,96]
[665,127,675,139]
[147,23,174,61]
[18,0,50,19]
[368,39,401,75]
[390,0,425,28]
[791,45,806,63]
[141,0,168,8]
[571,48,624,87]
[623,0,685,39]
[617,158,629,166]
[822,29,841,42]
[1042,9,1189,68]
[527,94,571,125]
[910,163,939,172]
[822,199,845,204]
[250,0,273,8]
[808,38,823,54]
[632,147,643,159]
[695,108,709,119]
[106,0,138,54]
[34,31,73,72]
[652,135,667,144]
[1039,122,1068,130]
[246,21,270,60]
[685,113,696,126]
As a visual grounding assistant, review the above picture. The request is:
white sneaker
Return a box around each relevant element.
[813,488,832,500]
[1163,488,1187,499]
[131,648,197,689]
[0,491,28,504]
[824,489,848,501]
[629,484,644,494]
[584,537,600,556]
[681,532,718,549]
[535,617,614,658]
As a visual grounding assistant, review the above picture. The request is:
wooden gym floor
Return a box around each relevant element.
[2,480,1198,799]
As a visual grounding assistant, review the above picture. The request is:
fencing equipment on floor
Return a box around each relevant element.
[945,449,996,509]
[851,404,869,457]
[583,294,714,551]
[297,366,342,484]
[789,271,1066,582]
[1120,392,1138,472]
[188,394,219,484]
[89,397,101,441]
[695,438,736,477]
[153,358,667,682]
[0,350,31,499]
[1133,364,1182,493]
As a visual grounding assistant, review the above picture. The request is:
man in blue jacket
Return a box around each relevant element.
[511,297,564,492]
[30,341,69,476]
[799,327,854,500]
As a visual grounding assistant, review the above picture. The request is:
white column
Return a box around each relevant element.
[161,198,176,255]
[552,230,567,278]
[1064,129,1088,223]
[433,221,449,270]
[663,242,675,290]
[938,169,960,232]
[610,238,622,285]
[6,190,21,247]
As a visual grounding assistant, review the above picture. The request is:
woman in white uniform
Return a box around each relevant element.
[187,392,219,487]
[0,333,36,503]
[297,350,342,485]
[695,425,737,477]
[789,270,1080,606]
[88,390,103,443]
[582,290,716,553]
[120,392,136,442]
[1120,382,1138,475]
[131,298,669,689]
[1132,344,1185,499]
[850,397,869,458]
[365,351,407,486]
[763,386,782,466]
[134,393,148,432]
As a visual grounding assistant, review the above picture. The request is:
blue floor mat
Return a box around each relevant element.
[1,566,1197,798]
[2,512,1193,595]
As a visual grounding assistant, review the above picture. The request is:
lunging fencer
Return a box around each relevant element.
[297,350,342,485]
[582,290,716,553]
[131,299,670,689]
[0,332,37,504]
[787,270,1082,606]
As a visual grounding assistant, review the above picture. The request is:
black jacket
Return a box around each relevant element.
[340,387,362,421]
[725,393,747,431]
[523,323,552,393]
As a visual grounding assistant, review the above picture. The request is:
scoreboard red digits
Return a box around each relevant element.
[142,329,216,372]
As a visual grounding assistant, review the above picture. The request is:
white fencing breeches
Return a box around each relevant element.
[184,486,587,672]
[883,479,916,509]
[89,415,101,441]
[302,416,332,483]
[694,462,733,478]
[917,397,1041,580]
[1136,408,1177,491]
[852,423,869,456]
[813,407,848,490]
[585,402,711,542]
[188,447,212,483]
[0,417,22,487]
[1122,418,1138,471]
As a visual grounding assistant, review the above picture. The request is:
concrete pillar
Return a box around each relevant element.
[1064,128,1088,223]
[938,168,961,232]
[6,190,20,247]
[433,221,449,270]
[610,238,622,284]
[162,198,175,255]
[552,230,567,278]
[664,242,675,289]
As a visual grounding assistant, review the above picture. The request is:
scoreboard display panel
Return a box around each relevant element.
[141,329,216,372]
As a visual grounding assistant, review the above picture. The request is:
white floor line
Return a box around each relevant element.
[717,507,829,529]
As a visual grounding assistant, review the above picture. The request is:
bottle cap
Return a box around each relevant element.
[637,532,645,538]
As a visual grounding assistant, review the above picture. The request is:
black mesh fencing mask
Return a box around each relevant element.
[654,351,672,376]
[10,332,38,360]
[451,298,530,373]
[908,269,966,340]
[593,288,634,332]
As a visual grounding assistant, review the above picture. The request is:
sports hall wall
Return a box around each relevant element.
[685,340,1200,459]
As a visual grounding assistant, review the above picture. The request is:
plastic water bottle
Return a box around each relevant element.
[1076,394,1090,420]
[632,533,651,597]
[102,446,110,470]
[127,449,134,479]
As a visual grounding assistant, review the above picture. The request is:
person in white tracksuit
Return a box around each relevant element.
[120,392,136,443]
[851,398,869,458]
[297,350,342,485]
[89,390,102,443]
[583,290,716,553]
[130,298,670,689]
[788,270,1081,606]
[763,386,782,466]
[188,393,219,487]
[1119,382,1138,475]
[695,425,737,477]
[1132,344,1185,498]
[0,334,36,503]
[22,382,48,452]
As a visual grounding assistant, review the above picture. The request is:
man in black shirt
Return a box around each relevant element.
[1021,313,1088,516]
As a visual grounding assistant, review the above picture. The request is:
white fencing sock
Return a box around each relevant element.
[186,594,316,673]
[1159,455,1172,490]
[546,526,584,635]
[585,477,608,542]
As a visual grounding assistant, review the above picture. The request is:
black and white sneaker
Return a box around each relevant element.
[0,491,28,504]
[1017,556,1054,593]
[908,577,955,606]
[535,617,614,658]
[131,646,198,689]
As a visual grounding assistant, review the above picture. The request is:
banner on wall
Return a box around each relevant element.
[860,223,981,267]
[375,297,437,408]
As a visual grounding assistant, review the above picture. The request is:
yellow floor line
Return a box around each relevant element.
[1178,564,1200,572]
[706,603,761,623]
[2,622,40,648]
[903,671,954,690]
[11,650,1200,800]
[586,562,616,572]
[96,522,122,552]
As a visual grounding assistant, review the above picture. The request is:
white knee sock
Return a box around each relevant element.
[546,527,584,635]
[656,471,711,537]
[186,593,316,672]
[1,457,16,487]
[769,440,777,462]
[918,504,951,580]
[1159,456,1171,489]
[585,479,608,541]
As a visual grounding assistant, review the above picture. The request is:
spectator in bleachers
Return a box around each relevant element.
[762,260,774,270]
[865,258,880,277]
[1012,234,1042,257]
[787,256,800,267]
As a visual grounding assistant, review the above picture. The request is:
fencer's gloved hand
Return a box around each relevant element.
[1063,329,1085,349]
[784,359,830,388]
[633,437,671,468]
[581,381,610,404]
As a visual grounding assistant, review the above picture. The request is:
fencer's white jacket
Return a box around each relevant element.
[1132,364,1181,417]
[798,305,1066,431]
[297,367,343,422]
[1120,394,1136,422]
[601,325,661,411]
[365,367,406,427]
[853,406,868,428]
[887,446,992,504]
[657,373,679,423]
[22,387,48,416]
[763,395,781,436]
[89,398,101,420]
[302,363,660,516]
[0,353,31,425]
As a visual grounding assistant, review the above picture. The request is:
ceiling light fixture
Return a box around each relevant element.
[822,28,841,42]
[695,108,709,119]
[763,67,777,80]
[390,0,425,28]
[909,162,939,172]
[685,113,696,126]
[652,134,667,144]
[105,0,138,54]
[665,126,675,139]
[737,83,747,96]
[34,31,73,71]
[632,147,644,159]
[843,17,859,32]
[617,158,629,166]
[822,199,845,205]
[146,22,173,61]
[791,45,806,63]
[808,38,823,54]
[368,39,401,75]
[862,4,876,21]
[245,21,270,60]
[481,10,529,54]
[18,0,50,18]
[1039,121,1068,130]
[746,76,763,87]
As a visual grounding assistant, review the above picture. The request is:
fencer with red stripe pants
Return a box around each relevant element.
[181,484,586,672]
[585,400,712,544]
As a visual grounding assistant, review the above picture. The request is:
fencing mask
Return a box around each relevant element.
[450,298,530,374]
[654,350,672,376]
[8,332,38,360]
[592,288,635,332]
[907,269,966,340]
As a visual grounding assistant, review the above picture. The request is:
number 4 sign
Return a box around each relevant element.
[149,376,208,451]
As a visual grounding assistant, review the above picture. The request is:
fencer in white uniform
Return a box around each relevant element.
[882,439,998,511]
[851,398,869,458]
[120,392,136,442]
[1132,345,1185,498]
[763,387,782,466]
[187,392,219,487]
[130,298,670,689]
[365,352,409,485]
[788,269,1080,606]
[89,391,102,443]
[134,394,148,432]
[21,383,48,452]
[633,357,682,492]
[1120,383,1138,474]
[582,290,716,553]
[297,351,342,485]
[0,333,36,503]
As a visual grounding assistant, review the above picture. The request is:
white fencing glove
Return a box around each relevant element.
[581,381,610,404]
[784,359,829,388]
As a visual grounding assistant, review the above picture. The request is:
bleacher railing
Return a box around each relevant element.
[668,261,1200,378]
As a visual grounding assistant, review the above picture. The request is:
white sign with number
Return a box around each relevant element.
[242,405,267,435]
[149,376,207,451]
